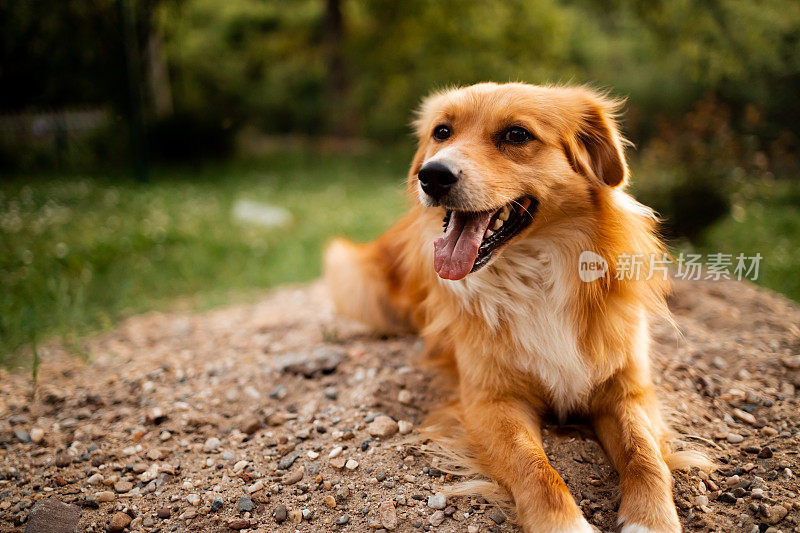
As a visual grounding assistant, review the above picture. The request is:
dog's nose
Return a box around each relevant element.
[418,161,458,200]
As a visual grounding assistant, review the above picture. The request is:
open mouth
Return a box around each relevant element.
[433,196,538,280]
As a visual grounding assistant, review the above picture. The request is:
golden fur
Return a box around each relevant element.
[325,83,700,532]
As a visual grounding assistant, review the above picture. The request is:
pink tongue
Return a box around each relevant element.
[434,210,495,280]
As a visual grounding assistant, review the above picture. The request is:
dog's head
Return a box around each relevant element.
[409,82,629,280]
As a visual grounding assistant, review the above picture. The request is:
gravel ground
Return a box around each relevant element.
[1,278,799,532]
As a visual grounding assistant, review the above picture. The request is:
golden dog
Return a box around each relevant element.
[325,83,696,532]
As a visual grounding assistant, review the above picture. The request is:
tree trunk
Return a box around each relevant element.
[322,0,357,136]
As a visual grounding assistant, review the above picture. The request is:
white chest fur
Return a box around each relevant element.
[440,239,593,410]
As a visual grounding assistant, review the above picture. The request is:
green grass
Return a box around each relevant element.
[0,149,411,367]
[696,178,800,301]
[2,150,798,369]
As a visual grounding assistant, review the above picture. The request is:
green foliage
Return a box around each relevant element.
[154,0,800,140]
[697,177,800,302]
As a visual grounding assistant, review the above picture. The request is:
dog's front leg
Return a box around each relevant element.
[591,379,680,533]
[461,394,594,533]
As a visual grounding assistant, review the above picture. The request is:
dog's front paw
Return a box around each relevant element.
[557,516,599,533]
[619,523,670,533]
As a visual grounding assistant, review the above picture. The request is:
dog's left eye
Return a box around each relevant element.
[500,127,532,145]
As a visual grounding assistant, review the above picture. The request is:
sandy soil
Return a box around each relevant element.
[1,278,799,532]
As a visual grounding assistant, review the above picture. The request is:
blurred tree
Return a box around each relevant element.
[0,0,124,110]
[2,0,799,164]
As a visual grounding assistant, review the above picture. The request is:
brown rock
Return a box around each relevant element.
[24,498,81,533]
[379,500,397,530]
[368,416,399,439]
[240,417,262,435]
[324,495,336,508]
[108,512,132,532]
[228,518,250,530]
[156,507,171,519]
[766,504,788,525]
[782,355,800,370]
[283,469,304,485]
[114,480,133,493]
[54,452,72,468]
[329,456,347,470]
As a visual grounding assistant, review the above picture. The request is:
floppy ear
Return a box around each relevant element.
[563,96,629,187]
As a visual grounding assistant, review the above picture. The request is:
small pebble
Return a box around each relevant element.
[289,508,303,524]
[274,504,288,523]
[379,500,397,530]
[726,433,744,444]
[114,480,133,493]
[211,498,224,512]
[428,492,447,509]
[345,459,359,470]
[733,408,756,425]
[398,390,413,404]
[428,510,445,526]
[96,491,115,503]
[329,446,343,459]
[240,417,261,435]
[108,512,132,532]
[488,508,506,524]
[203,437,221,452]
[368,416,399,439]
[228,518,250,530]
[284,469,304,485]
[30,427,45,443]
[237,496,255,512]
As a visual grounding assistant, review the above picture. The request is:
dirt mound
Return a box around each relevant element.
[1,279,799,532]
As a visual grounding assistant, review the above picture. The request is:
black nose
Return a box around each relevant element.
[418,161,458,200]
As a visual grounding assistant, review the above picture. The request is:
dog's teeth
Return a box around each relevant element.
[484,229,494,238]
[492,218,503,230]
[498,206,510,221]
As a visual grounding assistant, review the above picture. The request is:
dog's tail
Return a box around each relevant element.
[324,236,416,335]
[664,444,714,472]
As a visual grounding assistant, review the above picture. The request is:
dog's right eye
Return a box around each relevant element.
[432,125,451,141]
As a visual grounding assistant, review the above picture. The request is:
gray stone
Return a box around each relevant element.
[273,347,345,377]
[278,451,301,470]
[237,496,254,513]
